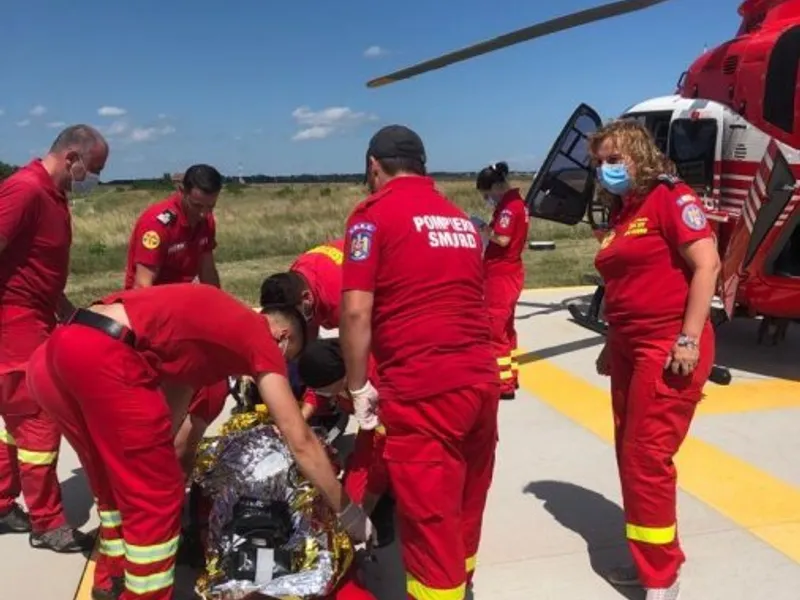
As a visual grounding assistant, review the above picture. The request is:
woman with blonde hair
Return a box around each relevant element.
[590,119,720,600]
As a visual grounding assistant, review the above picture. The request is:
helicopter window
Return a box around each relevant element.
[668,118,717,195]
[621,111,671,154]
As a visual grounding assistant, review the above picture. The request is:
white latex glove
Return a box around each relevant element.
[349,380,380,431]
[338,500,376,545]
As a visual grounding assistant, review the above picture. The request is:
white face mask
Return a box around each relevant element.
[71,172,99,195]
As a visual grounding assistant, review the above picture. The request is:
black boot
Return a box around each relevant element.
[29,524,95,553]
[0,503,31,534]
[91,576,124,600]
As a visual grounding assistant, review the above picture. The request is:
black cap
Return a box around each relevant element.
[297,338,345,389]
[367,125,426,165]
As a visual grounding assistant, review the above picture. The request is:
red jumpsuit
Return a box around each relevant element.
[26,284,287,600]
[302,356,388,503]
[483,188,530,394]
[0,160,70,533]
[123,192,228,425]
[343,176,500,599]
[594,177,715,589]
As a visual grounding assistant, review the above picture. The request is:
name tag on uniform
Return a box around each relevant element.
[624,217,649,236]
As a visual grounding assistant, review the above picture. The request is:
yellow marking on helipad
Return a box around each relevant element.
[698,377,800,415]
[518,351,800,564]
[74,541,98,599]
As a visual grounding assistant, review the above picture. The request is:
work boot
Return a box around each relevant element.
[0,503,32,534]
[29,524,95,553]
[605,564,641,587]
[500,391,515,401]
[92,576,124,600]
[646,579,680,600]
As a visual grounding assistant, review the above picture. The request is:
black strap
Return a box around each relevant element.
[69,308,137,347]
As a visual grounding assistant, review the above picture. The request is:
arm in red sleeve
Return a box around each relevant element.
[657,188,712,248]
[0,179,37,253]
[340,210,379,391]
[130,218,170,276]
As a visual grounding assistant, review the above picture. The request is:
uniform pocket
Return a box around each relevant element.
[382,434,444,521]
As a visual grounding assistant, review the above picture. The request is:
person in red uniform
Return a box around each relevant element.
[259,237,346,339]
[26,283,374,600]
[475,161,530,399]
[0,124,108,553]
[340,125,500,600]
[590,120,720,600]
[122,163,226,474]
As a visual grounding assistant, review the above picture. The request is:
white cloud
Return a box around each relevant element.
[17,119,30,127]
[29,105,46,116]
[364,45,387,58]
[102,120,129,136]
[46,121,66,128]
[129,124,176,142]
[291,106,377,141]
[97,106,127,117]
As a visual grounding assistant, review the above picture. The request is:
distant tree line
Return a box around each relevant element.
[0,160,531,185]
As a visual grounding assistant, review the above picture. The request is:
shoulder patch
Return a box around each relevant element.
[498,209,513,229]
[155,210,177,226]
[657,174,680,189]
[348,222,376,261]
[676,193,697,207]
[141,230,161,250]
[681,203,707,231]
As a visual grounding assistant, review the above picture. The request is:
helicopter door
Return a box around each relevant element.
[719,141,797,316]
[525,103,602,225]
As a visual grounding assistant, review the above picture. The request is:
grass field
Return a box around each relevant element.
[66,179,598,306]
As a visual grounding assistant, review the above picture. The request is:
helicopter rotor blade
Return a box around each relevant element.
[367,0,671,88]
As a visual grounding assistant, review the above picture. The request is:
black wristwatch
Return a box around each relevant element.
[676,334,698,349]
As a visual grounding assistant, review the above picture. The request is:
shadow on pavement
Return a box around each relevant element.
[61,467,94,529]
[524,480,644,600]
[516,336,606,366]
[713,318,800,382]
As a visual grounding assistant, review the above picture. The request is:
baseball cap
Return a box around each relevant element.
[367,125,427,164]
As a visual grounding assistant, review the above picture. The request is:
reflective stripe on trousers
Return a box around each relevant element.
[0,429,58,465]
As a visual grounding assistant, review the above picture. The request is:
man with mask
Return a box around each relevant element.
[0,124,107,553]
[25,283,374,600]
[340,125,500,600]
[122,164,227,473]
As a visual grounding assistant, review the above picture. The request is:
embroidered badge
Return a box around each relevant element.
[348,222,376,261]
[681,204,707,230]
[156,210,176,226]
[141,230,161,249]
[498,209,512,229]
[623,217,649,236]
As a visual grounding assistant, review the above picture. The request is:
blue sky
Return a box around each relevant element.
[0,0,739,179]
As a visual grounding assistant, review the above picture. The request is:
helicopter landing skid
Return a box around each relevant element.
[564,299,732,386]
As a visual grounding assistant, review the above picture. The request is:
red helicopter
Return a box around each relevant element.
[366,0,800,360]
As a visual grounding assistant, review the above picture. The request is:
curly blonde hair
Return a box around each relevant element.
[588,119,677,199]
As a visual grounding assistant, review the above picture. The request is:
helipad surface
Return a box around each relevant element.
[2,286,799,599]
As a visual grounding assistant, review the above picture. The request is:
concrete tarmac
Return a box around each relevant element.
[2,286,799,599]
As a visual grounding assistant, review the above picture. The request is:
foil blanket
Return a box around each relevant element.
[192,409,353,599]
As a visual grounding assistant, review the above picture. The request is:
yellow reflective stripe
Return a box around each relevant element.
[510,348,520,357]
[407,573,465,600]
[626,522,676,545]
[305,244,343,265]
[496,356,512,366]
[99,538,126,557]
[465,555,476,572]
[17,448,58,465]
[499,371,513,380]
[0,429,16,446]
[126,535,180,565]
[125,567,175,595]
[375,425,386,434]
[99,510,122,528]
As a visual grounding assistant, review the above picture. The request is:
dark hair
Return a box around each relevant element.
[476,161,509,191]
[183,164,223,194]
[376,157,426,177]
[259,272,306,308]
[260,303,307,352]
[50,125,105,154]
[297,338,345,388]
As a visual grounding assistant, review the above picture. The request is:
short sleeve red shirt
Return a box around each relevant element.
[289,238,345,330]
[342,176,497,401]
[483,188,530,275]
[97,283,286,387]
[594,179,713,338]
[0,160,71,317]
[123,193,217,289]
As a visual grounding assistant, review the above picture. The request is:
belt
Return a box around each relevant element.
[68,308,137,347]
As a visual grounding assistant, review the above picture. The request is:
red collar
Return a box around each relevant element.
[381,175,435,193]
[25,160,68,204]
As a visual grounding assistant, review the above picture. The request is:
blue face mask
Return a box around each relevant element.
[596,163,631,195]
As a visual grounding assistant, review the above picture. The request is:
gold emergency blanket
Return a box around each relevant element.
[192,408,354,599]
